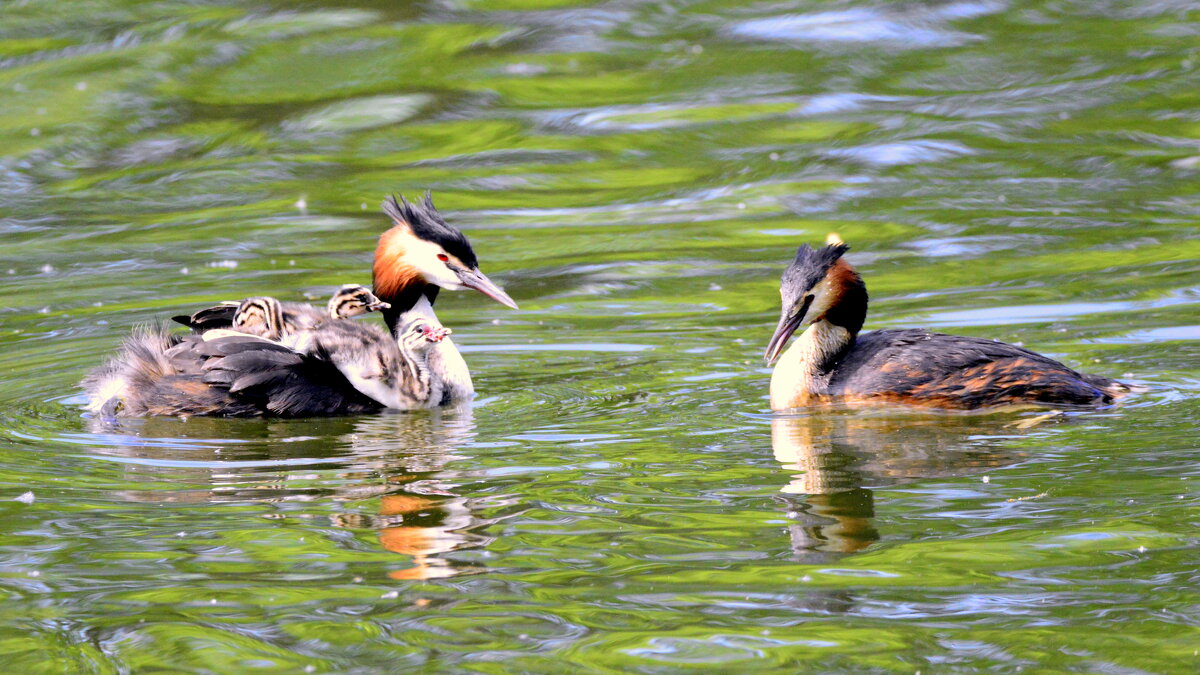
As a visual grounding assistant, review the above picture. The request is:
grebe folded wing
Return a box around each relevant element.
[831,329,1129,407]
[198,335,384,416]
[172,302,240,332]
[87,327,384,417]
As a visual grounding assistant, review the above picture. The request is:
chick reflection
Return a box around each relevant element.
[87,410,491,580]
[771,412,1023,558]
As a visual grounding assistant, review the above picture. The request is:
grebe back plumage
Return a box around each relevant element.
[765,242,1137,411]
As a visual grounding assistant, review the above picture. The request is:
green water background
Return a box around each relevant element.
[1,0,1199,672]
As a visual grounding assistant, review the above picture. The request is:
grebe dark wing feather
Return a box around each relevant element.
[187,335,383,416]
[86,327,382,417]
[203,346,382,416]
[831,329,1124,408]
[172,302,239,332]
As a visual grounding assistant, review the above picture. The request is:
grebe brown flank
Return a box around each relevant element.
[764,242,1139,411]
[83,193,517,417]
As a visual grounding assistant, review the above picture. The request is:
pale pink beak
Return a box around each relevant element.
[457,268,519,309]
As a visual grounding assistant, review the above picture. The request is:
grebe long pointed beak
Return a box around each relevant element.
[764,296,812,364]
[456,268,519,309]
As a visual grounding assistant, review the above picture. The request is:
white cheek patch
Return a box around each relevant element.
[802,277,837,325]
[404,238,464,290]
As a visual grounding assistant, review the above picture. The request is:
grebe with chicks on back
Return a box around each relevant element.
[83,193,517,417]
[765,238,1138,411]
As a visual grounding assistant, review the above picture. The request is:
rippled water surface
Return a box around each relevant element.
[2,0,1199,671]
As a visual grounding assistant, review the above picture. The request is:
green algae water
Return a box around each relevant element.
[2,1,1199,671]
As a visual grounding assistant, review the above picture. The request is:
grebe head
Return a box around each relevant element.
[374,192,518,309]
[234,296,286,340]
[328,284,390,319]
[764,242,855,364]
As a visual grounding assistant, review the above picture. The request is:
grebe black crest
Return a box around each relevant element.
[766,241,1138,411]
[84,193,518,417]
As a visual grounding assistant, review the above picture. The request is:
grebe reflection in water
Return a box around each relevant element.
[770,412,1025,558]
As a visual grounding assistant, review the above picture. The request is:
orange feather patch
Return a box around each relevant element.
[373,226,421,301]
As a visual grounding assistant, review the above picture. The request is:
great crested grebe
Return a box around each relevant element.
[83,193,516,417]
[765,242,1137,411]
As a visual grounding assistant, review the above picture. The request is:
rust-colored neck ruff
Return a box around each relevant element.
[373,226,433,332]
[373,228,420,299]
[818,258,868,336]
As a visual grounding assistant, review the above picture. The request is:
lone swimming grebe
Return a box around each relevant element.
[765,242,1137,410]
[83,193,517,417]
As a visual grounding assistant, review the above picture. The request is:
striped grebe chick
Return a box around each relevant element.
[84,193,517,417]
[327,284,390,320]
[176,284,389,339]
[227,285,390,340]
[765,242,1137,411]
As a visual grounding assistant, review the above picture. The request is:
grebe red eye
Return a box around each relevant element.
[437,254,449,262]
